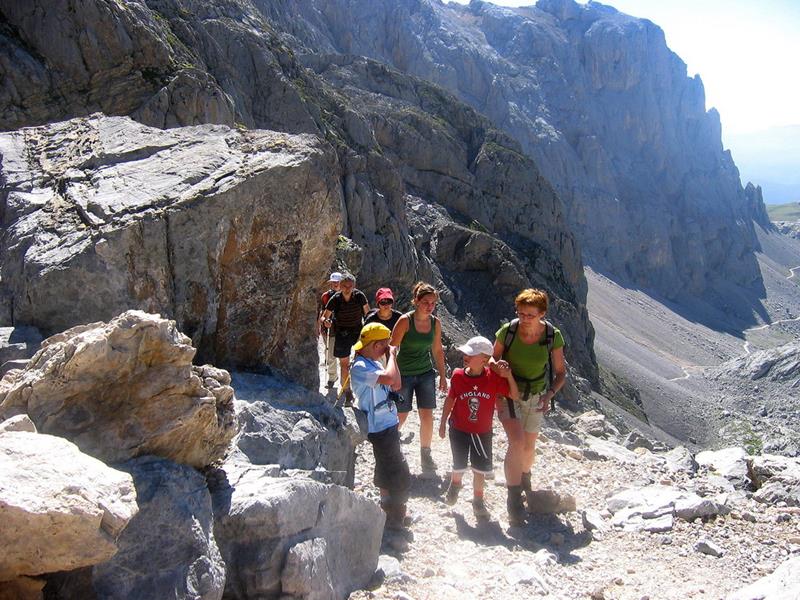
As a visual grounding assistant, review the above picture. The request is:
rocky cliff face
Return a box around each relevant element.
[0,0,597,382]
[0,116,341,384]
[259,0,766,309]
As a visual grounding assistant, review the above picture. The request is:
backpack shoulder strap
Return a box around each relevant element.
[502,319,519,359]
[542,320,555,350]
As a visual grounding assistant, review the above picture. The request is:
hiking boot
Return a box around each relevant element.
[472,498,491,520]
[444,482,461,506]
[507,486,526,526]
[384,503,409,531]
[420,447,436,472]
[326,380,335,389]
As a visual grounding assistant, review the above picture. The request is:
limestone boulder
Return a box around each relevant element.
[0,414,36,434]
[753,474,800,507]
[0,311,236,468]
[0,115,342,387]
[0,327,42,369]
[0,431,138,581]
[696,447,752,489]
[584,437,638,464]
[664,446,699,475]
[231,372,363,486]
[210,462,383,599]
[727,556,800,600]
[53,456,225,600]
[526,490,577,514]
[607,485,729,533]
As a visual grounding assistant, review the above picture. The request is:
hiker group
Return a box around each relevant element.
[318,272,566,529]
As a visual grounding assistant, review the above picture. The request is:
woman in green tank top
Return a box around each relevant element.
[390,282,448,473]
[492,288,566,525]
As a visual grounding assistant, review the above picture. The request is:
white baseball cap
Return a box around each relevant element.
[456,336,494,357]
[329,272,343,282]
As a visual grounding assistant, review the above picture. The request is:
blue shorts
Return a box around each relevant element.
[397,369,436,413]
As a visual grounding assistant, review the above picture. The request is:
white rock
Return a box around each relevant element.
[585,437,639,463]
[533,549,559,567]
[504,562,549,592]
[0,414,36,433]
[582,509,609,532]
[377,555,403,580]
[694,538,724,557]
[0,431,138,580]
[664,446,698,474]
[696,447,751,489]
[726,556,800,599]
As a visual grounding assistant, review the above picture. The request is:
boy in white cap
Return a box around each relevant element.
[350,322,411,529]
[439,335,518,520]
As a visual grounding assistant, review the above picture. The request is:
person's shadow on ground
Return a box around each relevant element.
[452,511,591,565]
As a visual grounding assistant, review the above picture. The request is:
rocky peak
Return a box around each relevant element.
[266,0,768,315]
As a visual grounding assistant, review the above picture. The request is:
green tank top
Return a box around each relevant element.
[495,322,564,394]
[397,312,435,375]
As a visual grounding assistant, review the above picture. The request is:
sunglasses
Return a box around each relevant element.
[378,299,394,306]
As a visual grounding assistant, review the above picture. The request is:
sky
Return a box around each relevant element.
[448,0,800,138]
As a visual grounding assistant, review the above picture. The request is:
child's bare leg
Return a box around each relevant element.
[473,472,485,498]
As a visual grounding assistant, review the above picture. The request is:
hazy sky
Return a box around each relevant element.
[447,0,800,138]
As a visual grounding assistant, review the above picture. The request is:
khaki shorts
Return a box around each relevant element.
[497,395,545,434]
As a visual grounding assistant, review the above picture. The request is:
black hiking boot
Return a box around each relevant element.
[384,503,409,531]
[472,497,491,520]
[507,485,526,526]
[420,447,436,473]
[444,482,462,506]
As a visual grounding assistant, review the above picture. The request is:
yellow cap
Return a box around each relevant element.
[353,322,391,351]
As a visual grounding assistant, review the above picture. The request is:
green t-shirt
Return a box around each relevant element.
[397,312,436,376]
[495,322,564,394]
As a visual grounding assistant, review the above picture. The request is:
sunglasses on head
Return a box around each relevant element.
[378,299,394,305]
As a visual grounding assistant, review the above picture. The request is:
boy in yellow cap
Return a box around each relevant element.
[350,322,411,530]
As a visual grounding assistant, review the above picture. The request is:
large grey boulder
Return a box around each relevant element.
[664,446,699,475]
[211,462,383,599]
[74,456,225,600]
[607,485,729,533]
[0,115,342,386]
[0,326,42,367]
[0,431,138,582]
[696,447,752,490]
[231,372,362,486]
[0,311,236,468]
[727,556,800,600]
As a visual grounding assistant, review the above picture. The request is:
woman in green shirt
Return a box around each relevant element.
[390,282,448,473]
[493,288,566,525]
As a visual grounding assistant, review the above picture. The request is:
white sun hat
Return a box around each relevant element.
[456,336,494,357]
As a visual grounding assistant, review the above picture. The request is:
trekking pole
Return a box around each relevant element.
[334,373,350,408]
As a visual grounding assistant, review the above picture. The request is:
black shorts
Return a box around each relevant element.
[449,427,493,474]
[333,328,360,358]
[368,425,410,502]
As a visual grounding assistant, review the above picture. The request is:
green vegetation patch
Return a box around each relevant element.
[767,202,800,222]
[720,419,763,456]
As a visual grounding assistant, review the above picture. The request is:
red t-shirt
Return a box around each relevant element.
[447,367,510,434]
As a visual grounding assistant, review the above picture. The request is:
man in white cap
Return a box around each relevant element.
[318,272,343,388]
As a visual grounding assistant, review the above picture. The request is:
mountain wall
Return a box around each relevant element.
[259,0,766,311]
[0,0,596,383]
